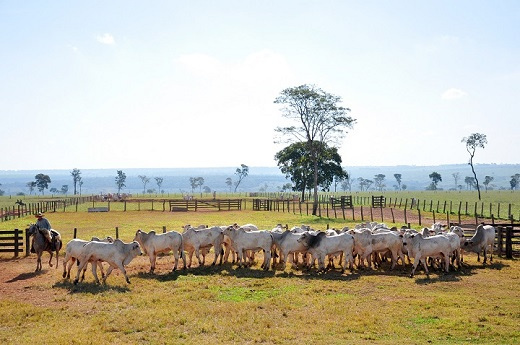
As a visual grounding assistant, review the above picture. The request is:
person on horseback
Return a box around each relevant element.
[31,212,55,252]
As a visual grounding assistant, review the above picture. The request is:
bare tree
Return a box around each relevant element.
[138,175,151,194]
[233,164,249,192]
[452,172,460,190]
[393,173,402,191]
[274,84,356,215]
[462,133,487,200]
[155,177,164,194]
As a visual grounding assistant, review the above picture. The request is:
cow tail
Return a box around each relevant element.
[179,236,185,259]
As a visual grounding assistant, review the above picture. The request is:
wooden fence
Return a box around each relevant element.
[0,196,94,222]
[0,229,25,257]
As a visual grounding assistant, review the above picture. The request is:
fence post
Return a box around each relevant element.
[505,226,513,259]
[74,228,77,239]
[390,208,395,223]
[418,208,421,226]
[163,226,166,233]
[25,228,30,256]
[14,229,19,257]
[115,227,119,239]
[497,226,503,257]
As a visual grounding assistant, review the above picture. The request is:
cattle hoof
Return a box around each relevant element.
[62,272,66,278]
[73,279,79,285]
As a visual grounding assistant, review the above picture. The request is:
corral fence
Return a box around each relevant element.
[0,196,94,222]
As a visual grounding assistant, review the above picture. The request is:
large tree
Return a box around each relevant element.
[71,168,81,195]
[462,133,487,200]
[35,173,51,195]
[393,173,402,191]
[274,84,355,215]
[275,141,347,200]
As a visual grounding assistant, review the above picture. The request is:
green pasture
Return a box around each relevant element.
[0,210,519,344]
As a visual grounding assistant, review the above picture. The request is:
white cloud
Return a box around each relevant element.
[96,33,115,45]
[441,88,468,100]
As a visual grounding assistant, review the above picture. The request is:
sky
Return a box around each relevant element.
[1,1,519,171]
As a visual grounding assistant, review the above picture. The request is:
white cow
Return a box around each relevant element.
[223,227,273,270]
[270,230,309,270]
[62,236,114,280]
[463,224,495,264]
[402,233,451,277]
[73,239,142,285]
[297,231,354,273]
[182,226,224,267]
[133,229,186,273]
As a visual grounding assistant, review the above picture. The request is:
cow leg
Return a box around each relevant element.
[74,257,89,284]
[102,266,114,284]
[91,262,101,284]
[172,250,179,271]
[149,253,156,274]
[194,247,202,266]
[483,248,487,264]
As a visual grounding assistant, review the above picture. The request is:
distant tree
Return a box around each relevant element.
[462,133,487,200]
[274,84,355,215]
[79,179,83,195]
[510,174,520,190]
[225,178,233,192]
[452,172,460,189]
[0,183,4,196]
[26,181,36,195]
[71,168,81,195]
[279,183,292,192]
[483,176,494,191]
[233,164,249,192]
[428,172,442,190]
[138,175,151,194]
[61,185,68,195]
[401,184,407,191]
[154,177,164,194]
[464,176,476,190]
[357,177,373,191]
[203,186,211,194]
[115,170,126,194]
[374,174,386,191]
[341,173,352,192]
[35,173,51,195]
[146,188,155,194]
[189,177,204,196]
[393,173,402,191]
[49,187,58,194]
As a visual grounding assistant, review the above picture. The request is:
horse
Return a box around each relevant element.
[26,224,63,272]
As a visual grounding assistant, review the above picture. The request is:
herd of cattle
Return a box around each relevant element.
[59,221,496,285]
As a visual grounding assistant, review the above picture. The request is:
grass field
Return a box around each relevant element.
[0,210,519,344]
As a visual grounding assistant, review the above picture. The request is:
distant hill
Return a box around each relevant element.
[0,164,518,195]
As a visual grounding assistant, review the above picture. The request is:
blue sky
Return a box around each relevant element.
[1,1,519,170]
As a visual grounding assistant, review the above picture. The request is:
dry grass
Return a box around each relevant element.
[0,211,519,344]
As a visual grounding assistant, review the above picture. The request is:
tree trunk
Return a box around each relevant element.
[312,157,319,216]
[470,156,482,200]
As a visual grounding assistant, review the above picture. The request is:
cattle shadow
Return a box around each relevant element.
[6,270,46,283]
[53,279,131,294]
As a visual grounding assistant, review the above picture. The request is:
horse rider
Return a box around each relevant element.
[31,212,55,252]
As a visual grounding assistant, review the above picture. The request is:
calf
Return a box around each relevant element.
[297,231,354,273]
[223,227,273,270]
[133,229,186,273]
[402,233,451,277]
[62,236,113,280]
[182,226,224,267]
[73,239,142,285]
